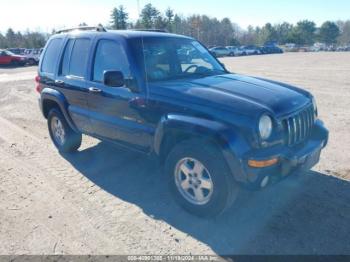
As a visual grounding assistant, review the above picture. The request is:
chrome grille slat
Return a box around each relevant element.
[293,117,297,144]
[308,107,313,135]
[297,114,302,142]
[301,111,306,139]
[299,113,304,140]
[287,118,292,145]
[305,108,311,137]
[283,104,315,146]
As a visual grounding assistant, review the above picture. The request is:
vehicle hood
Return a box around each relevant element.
[150,74,311,118]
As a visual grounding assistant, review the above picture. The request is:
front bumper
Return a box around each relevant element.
[234,119,328,189]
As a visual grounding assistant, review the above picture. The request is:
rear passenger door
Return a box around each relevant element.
[55,37,93,133]
[86,39,152,151]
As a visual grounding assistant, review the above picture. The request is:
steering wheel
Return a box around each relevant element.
[184,64,199,73]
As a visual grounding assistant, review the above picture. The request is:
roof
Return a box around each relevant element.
[53,29,192,40]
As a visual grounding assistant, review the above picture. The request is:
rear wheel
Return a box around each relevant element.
[165,139,239,217]
[48,108,81,153]
[28,58,36,65]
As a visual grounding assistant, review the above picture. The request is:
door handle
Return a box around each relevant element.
[55,80,64,85]
[88,87,102,94]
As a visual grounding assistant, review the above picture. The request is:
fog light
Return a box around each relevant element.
[248,158,278,168]
[260,176,270,188]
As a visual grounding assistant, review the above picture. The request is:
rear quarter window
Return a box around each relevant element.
[41,38,63,74]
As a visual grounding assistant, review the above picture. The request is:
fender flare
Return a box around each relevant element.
[154,114,249,183]
[40,88,79,133]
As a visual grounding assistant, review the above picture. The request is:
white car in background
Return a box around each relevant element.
[209,46,233,57]
[226,46,246,56]
[23,48,43,65]
[241,45,261,55]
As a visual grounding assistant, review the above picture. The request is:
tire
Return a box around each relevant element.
[28,58,36,65]
[10,60,19,67]
[47,108,82,153]
[165,139,240,217]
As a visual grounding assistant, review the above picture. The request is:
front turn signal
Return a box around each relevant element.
[248,158,278,168]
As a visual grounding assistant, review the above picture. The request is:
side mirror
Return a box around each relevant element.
[103,70,124,87]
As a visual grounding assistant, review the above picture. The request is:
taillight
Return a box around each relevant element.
[35,75,42,93]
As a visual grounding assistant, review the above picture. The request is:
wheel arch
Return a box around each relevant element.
[40,88,79,133]
[154,114,247,183]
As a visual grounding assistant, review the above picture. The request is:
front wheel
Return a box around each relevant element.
[48,108,82,153]
[165,139,239,217]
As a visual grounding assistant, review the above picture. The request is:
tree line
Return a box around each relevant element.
[1,3,350,49]
[0,28,47,49]
[110,3,350,47]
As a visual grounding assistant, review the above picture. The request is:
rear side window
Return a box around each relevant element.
[93,40,130,83]
[69,39,90,77]
[61,39,75,76]
[41,38,63,74]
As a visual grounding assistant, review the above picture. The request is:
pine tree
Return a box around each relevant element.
[110,5,129,30]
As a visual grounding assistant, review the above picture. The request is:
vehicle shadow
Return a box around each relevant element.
[63,141,350,255]
[0,64,33,69]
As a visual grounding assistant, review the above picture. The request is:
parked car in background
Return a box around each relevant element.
[226,46,246,56]
[262,45,284,54]
[0,49,27,66]
[337,46,350,51]
[326,46,336,52]
[209,46,232,57]
[242,45,260,55]
[6,48,26,55]
[24,48,43,65]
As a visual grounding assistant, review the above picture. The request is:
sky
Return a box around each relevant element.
[1,0,350,33]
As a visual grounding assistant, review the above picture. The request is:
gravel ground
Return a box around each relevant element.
[0,53,349,255]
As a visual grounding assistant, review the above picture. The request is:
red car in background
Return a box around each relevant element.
[0,50,27,66]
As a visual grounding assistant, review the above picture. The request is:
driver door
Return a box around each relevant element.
[86,39,152,151]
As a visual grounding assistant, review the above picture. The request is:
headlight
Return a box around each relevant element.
[259,114,273,140]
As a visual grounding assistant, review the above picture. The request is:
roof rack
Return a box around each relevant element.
[132,29,167,33]
[56,25,107,34]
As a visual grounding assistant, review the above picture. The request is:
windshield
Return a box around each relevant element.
[5,50,15,56]
[130,37,226,82]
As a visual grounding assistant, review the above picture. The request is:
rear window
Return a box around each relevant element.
[41,38,63,74]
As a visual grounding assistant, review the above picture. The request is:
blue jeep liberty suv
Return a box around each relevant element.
[37,27,328,216]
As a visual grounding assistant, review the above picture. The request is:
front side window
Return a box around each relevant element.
[93,40,130,83]
[131,37,225,82]
[41,38,63,74]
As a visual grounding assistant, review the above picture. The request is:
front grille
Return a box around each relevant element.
[283,104,315,146]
